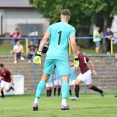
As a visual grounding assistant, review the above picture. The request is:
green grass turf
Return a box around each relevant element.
[0,43,117,55]
[0,93,117,117]
[0,45,102,55]
[0,44,26,54]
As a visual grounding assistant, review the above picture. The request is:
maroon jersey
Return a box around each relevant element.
[0,68,11,82]
[78,53,89,74]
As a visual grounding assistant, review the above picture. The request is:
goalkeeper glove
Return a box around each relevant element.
[74,55,79,68]
[33,51,42,64]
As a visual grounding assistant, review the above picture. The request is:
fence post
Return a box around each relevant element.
[25,38,28,55]
[33,63,37,94]
[111,39,113,55]
[68,40,72,55]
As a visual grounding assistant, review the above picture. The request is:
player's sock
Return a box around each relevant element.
[1,91,4,98]
[34,98,38,104]
[69,89,72,96]
[54,88,56,96]
[35,80,46,99]
[89,85,103,93]
[46,90,49,97]
[9,86,14,91]
[50,89,52,97]
[58,87,61,96]
[47,90,50,97]
[62,99,67,106]
[61,82,69,105]
[75,84,80,98]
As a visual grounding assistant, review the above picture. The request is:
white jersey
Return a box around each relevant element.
[13,45,23,52]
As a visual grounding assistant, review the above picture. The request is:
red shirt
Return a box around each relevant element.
[12,32,21,39]
[0,68,11,82]
[78,53,89,74]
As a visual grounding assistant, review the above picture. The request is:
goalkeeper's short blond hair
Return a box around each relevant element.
[61,9,70,20]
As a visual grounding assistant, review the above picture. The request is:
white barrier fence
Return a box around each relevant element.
[4,75,24,95]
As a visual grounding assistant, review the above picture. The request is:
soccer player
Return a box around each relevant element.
[0,63,14,98]
[69,60,78,97]
[46,74,53,97]
[32,9,79,111]
[70,46,104,101]
[53,67,61,96]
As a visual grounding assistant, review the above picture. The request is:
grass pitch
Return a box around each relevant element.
[0,93,117,117]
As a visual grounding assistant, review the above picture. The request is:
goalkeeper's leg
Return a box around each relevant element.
[33,74,50,111]
[61,75,71,110]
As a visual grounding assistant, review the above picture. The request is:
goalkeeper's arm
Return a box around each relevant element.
[38,32,50,51]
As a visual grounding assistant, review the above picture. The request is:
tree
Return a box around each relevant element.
[29,0,92,28]
[29,0,117,30]
[29,0,117,52]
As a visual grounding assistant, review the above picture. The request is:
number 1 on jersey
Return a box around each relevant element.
[58,31,62,45]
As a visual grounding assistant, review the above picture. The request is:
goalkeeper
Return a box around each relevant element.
[33,9,79,111]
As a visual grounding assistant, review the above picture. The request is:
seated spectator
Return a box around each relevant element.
[12,28,21,46]
[13,41,25,64]
[28,40,36,63]
[105,28,114,55]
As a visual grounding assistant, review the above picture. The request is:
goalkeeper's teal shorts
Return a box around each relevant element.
[43,59,70,77]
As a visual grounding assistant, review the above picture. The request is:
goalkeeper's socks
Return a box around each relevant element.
[62,99,67,106]
[58,87,61,96]
[1,91,4,98]
[75,85,80,98]
[62,82,69,99]
[35,80,46,99]
[54,88,56,96]
[69,89,72,96]
[89,85,103,93]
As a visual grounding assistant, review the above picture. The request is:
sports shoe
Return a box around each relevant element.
[28,60,31,63]
[61,105,71,110]
[14,60,17,64]
[33,103,38,111]
[115,94,117,97]
[70,96,79,101]
[20,57,25,60]
[101,92,105,98]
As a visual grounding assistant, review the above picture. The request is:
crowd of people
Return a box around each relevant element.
[11,27,117,65]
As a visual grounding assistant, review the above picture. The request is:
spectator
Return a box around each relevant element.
[93,26,101,54]
[12,28,21,46]
[105,28,114,55]
[28,40,36,63]
[13,41,25,64]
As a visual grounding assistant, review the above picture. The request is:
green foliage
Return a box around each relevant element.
[29,0,117,29]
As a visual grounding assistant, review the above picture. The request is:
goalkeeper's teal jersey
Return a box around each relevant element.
[46,22,76,60]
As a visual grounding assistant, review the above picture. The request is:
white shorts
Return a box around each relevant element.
[77,70,92,85]
[69,80,75,86]
[0,80,11,90]
[54,79,61,86]
[46,82,53,88]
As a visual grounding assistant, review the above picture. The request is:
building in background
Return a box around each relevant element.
[0,0,50,36]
